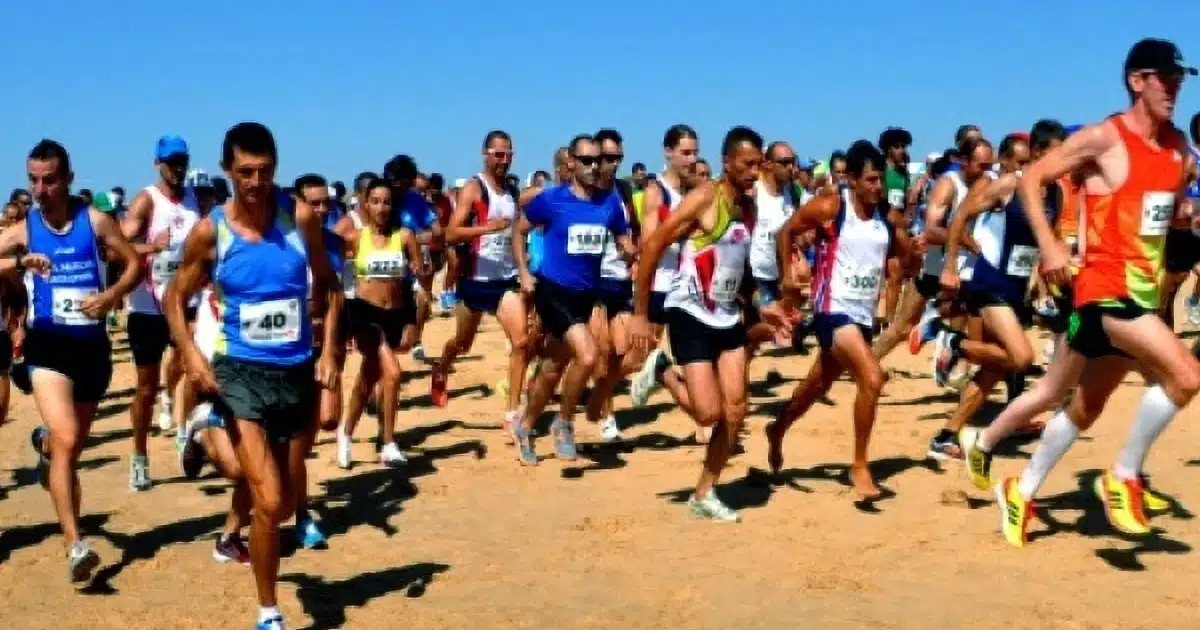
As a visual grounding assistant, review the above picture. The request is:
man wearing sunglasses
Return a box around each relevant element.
[960,38,1200,548]
[121,135,202,491]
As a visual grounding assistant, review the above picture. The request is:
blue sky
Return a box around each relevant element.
[5,1,1200,194]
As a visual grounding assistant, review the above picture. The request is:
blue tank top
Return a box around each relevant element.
[1187,146,1200,201]
[210,204,312,366]
[966,182,1045,301]
[25,205,106,338]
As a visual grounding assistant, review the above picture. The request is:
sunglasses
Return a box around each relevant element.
[573,155,601,167]
[488,150,514,160]
[600,153,624,164]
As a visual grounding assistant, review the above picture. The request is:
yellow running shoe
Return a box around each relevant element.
[1093,471,1151,536]
[1142,486,1171,512]
[960,428,992,491]
[995,477,1033,548]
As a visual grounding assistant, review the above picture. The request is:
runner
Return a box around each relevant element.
[384,154,441,359]
[120,135,201,490]
[431,130,528,440]
[766,140,903,499]
[1161,111,1200,328]
[878,127,913,331]
[429,173,458,313]
[163,122,341,630]
[335,177,422,467]
[583,128,639,441]
[1,139,142,583]
[960,39,1200,547]
[932,129,1058,459]
[746,141,800,351]
[511,133,635,465]
[628,125,699,416]
[630,125,773,521]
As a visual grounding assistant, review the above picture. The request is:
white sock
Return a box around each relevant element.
[258,606,282,623]
[159,391,172,409]
[1017,410,1078,500]
[1114,385,1178,481]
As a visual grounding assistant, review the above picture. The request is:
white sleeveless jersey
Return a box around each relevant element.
[664,204,751,329]
[651,176,684,293]
[600,190,631,281]
[341,210,364,298]
[467,173,518,282]
[194,286,218,361]
[812,188,892,326]
[128,185,201,314]
[920,170,968,278]
[749,179,796,281]
[956,170,1000,281]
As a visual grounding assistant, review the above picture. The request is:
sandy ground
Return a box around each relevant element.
[2,298,1200,630]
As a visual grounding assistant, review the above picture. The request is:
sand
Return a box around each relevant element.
[2,306,1199,630]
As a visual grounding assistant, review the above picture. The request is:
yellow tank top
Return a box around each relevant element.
[354,225,407,279]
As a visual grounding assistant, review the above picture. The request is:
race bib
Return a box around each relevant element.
[839,265,881,301]
[482,233,512,259]
[1006,245,1039,277]
[709,265,742,304]
[239,298,301,344]
[567,224,606,255]
[1140,192,1174,237]
[364,253,406,278]
[151,250,182,285]
[52,287,98,326]
[887,189,905,209]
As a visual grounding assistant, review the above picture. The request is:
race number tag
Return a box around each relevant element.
[840,265,881,300]
[364,253,406,278]
[151,251,181,285]
[888,189,905,209]
[52,287,98,326]
[1140,192,1174,236]
[567,224,606,255]
[1006,245,1039,277]
[709,266,742,304]
[239,298,301,344]
[483,233,512,259]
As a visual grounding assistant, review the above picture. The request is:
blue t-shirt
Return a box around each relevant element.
[528,228,545,274]
[525,184,629,291]
[394,190,437,232]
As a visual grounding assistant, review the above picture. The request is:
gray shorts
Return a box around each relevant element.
[212,354,315,444]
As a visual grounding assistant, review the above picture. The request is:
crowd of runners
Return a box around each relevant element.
[2,38,1200,630]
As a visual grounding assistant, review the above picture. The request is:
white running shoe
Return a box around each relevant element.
[599,415,622,442]
[156,397,174,432]
[336,426,352,470]
[379,442,407,466]
[630,349,663,408]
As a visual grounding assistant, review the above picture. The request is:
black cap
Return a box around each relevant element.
[1125,38,1197,76]
[878,127,912,150]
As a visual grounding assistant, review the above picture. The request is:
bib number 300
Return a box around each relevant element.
[239,298,301,344]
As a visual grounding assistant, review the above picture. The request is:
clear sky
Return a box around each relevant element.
[5,1,1200,195]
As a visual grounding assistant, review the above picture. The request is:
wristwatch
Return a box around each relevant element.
[12,253,23,274]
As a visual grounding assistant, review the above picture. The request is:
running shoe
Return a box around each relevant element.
[179,411,208,480]
[514,425,538,466]
[1093,471,1151,536]
[295,518,328,550]
[335,426,352,470]
[687,492,740,523]
[156,395,174,432]
[256,616,285,630]
[550,416,577,460]
[30,425,49,489]
[908,307,940,354]
[933,330,963,388]
[503,410,520,446]
[1187,296,1200,327]
[959,427,992,490]
[599,415,622,442]
[129,454,152,491]
[430,370,449,408]
[213,533,250,565]
[411,344,426,362]
[379,442,408,466]
[995,477,1033,548]
[1141,476,1172,513]
[67,540,100,583]
[630,349,664,408]
[926,430,962,461]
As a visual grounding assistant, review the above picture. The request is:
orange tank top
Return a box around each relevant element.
[1073,115,1187,309]
[1055,175,1080,242]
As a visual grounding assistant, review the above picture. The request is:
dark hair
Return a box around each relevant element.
[930,155,952,178]
[878,127,912,150]
[998,133,1028,158]
[721,125,764,157]
[382,154,418,182]
[221,122,277,168]
[631,162,646,173]
[595,128,623,146]
[332,181,346,198]
[957,137,993,161]
[28,139,71,175]
[663,124,698,149]
[568,134,594,155]
[765,141,793,161]
[9,188,30,202]
[293,173,327,195]
[111,186,125,197]
[1030,119,1067,152]
[354,171,377,192]
[505,174,520,189]
[697,158,711,168]
[429,173,445,190]
[829,150,848,166]
[845,140,886,177]
[532,170,550,181]
[1190,112,1200,145]
[363,177,391,197]
[955,124,981,145]
[211,176,231,202]
[483,130,512,150]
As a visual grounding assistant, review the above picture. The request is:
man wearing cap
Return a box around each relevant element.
[119,135,202,490]
[961,38,1200,547]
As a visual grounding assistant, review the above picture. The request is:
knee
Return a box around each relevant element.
[49,430,81,459]
[379,359,402,387]
[253,492,294,525]
[1009,346,1034,374]
[509,330,529,354]
[858,367,885,396]
[695,404,722,428]
[135,377,157,398]
[1170,362,1200,402]
[575,346,598,374]
[723,398,747,426]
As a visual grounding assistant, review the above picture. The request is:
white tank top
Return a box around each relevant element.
[956,170,1000,281]
[128,185,201,314]
[194,286,218,361]
[813,188,891,326]
[749,179,796,281]
[920,170,968,278]
[664,193,750,329]
[342,210,364,298]
[600,190,631,281]
[651,176,684,293]
[469,174,517,282]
